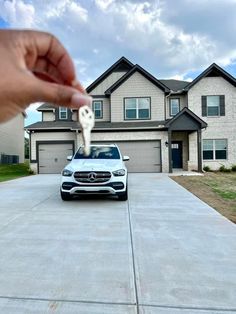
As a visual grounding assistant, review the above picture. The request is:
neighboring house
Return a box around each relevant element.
[25,57,236,174]
[0,113,25,164]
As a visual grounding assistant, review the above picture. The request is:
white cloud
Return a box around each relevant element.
[95,0,115,11]
[0,0,35,28]
[1,0,236,83]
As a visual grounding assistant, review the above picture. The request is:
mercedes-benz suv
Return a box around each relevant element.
[60,144,129,201]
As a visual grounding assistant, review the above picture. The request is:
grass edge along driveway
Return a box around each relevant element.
[0,163,33,182]
[172,172,236,224]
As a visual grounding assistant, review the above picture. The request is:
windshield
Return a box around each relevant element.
[74,146,120,160]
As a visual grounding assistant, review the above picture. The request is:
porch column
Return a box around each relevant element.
[168,130,172,173]
[197,129,202,172]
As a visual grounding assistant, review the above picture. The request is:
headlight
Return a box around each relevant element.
[62,169,73,176]
[113,169,125,176]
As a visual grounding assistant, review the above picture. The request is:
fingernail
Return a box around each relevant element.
[71,93,92,107]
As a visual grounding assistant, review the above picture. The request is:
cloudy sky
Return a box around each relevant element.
[1,0,236,125]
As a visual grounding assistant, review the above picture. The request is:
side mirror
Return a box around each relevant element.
[67,155,72,161]
[123,155,130,161]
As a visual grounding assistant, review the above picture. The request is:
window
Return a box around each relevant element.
[170,98,180,116]
[206,96,220,116]
[92,101,103,119]
[202,95,225,117]
[203,139,227,160]
[59,107,68,120]
[124,97,150,120]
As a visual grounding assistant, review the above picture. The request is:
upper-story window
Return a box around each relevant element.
[124,97,150,120]
[170,98,180,116]
[59,107,68,120]
[202,95,225,117]
[92,101,103,119]
[203,139,227,160]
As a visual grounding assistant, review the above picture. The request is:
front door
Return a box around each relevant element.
[172,141,183,168]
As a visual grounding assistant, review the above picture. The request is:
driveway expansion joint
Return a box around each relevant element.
[0,296,136,307]
[127,199,140,314]
[140,303,236,312]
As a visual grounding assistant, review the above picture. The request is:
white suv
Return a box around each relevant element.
[60,144,129,201]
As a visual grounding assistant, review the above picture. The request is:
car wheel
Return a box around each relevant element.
[117,187,128,201]
[60,190,72,201]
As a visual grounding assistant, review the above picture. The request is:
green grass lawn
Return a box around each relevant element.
[172,172,236,223]
[0,163,33,182]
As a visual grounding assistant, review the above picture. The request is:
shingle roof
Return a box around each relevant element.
[25,120,167,131]
[37,103,56,111]
[93,121,167,130]
[165,107,207,129]
[25,121,79,130]
[159,79,190,92]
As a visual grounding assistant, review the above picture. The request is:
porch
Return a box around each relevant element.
[165,108,207,173]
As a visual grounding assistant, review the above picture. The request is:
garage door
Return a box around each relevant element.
[38,143,73,174]
[98,140,161,172]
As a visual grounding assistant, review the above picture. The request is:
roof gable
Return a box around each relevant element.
[165,107,207,130]
[185,63,236,90]
[86,57,134,93]
[105,64,170,95]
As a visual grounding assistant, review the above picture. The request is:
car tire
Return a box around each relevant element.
[60,190,72,201]
[117,187,128,201]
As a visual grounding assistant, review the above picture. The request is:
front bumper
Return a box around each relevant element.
[61,179,126,195]
[61,175,127,195]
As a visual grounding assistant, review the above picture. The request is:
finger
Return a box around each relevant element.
[22,30,87,94]
[33,58,64,84]
[31,77,92,108]
[31,31,75,81]
[22,30,79,87]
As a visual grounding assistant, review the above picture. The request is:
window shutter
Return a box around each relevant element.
[220,95,225,116]
[55,108,59,121]
[201,96,207,116]
[68,109,72,120]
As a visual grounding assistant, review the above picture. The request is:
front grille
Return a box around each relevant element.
[74,171,112,183]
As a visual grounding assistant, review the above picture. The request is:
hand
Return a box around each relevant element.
[0,29,91,122]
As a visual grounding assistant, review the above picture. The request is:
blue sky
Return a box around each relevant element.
[1,0,236,126]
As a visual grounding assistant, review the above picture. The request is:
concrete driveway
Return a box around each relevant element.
[0,174,235,314]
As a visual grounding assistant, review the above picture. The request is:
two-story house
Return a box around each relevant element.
[0,113,25,164]
[25,57,236,174]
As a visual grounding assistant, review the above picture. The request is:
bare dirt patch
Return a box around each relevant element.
[171,172,236,223]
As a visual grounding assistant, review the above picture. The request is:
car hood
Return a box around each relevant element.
[68,159,124,172]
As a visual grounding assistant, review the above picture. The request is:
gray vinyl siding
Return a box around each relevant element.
[89,72,127,95]
[110,72,165,122]
[72,111,78,121]
[93,98,110,122]
[42,112,55,121]
[0,114,24,163]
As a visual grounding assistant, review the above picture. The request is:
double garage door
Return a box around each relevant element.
[104,140,161,173]
[38,140,161,174]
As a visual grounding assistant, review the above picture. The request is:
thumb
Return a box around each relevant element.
[32,79,92,108]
